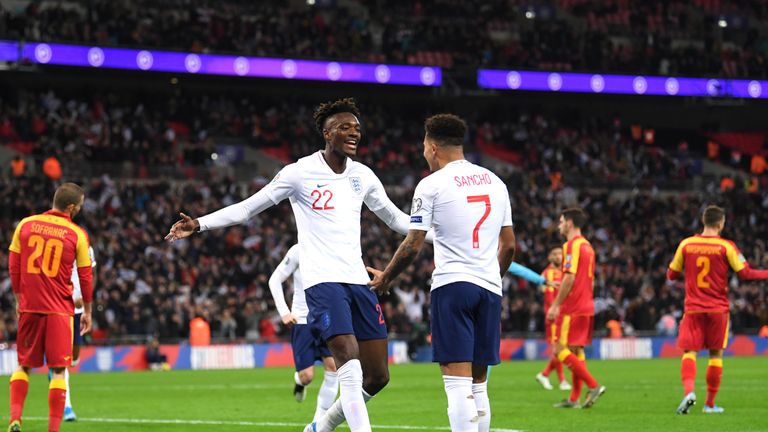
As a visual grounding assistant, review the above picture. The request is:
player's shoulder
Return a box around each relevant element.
[347,159,377,177]
[286,243,300,259]
[68,221,90,242]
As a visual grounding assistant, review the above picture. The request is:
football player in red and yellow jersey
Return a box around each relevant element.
[535,247,572,391]
[7,183,93,432]
[668,205,768,415]
[547,208,606,409]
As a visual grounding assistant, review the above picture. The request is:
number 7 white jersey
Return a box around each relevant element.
[409,160,513,295]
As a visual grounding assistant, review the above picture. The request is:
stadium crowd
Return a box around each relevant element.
[1,0,767,78]
[0,89,696,188]
[0,158,766,346]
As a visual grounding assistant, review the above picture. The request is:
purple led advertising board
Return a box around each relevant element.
[16,41,441,87]
[478,69,768,99]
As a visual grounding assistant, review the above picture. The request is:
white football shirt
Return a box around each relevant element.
[268,244,309,324]
[264,151,391,289]
[72,246,96,314]
[409,160,513,295]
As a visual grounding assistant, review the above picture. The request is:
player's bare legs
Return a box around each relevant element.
[440,362,479,432]
[358,339,389,395]
[704,349,724,413]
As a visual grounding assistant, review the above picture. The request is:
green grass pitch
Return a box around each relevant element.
[1,357,767,431]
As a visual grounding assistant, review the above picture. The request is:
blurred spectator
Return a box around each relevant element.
[145,337,169,371]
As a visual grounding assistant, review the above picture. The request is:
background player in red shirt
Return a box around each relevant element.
[668,205,768,414]
[547,208,606,409]
[535,246,572,391]
[7,183,93,432]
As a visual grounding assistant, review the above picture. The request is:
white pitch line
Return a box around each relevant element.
[23,416,524,431]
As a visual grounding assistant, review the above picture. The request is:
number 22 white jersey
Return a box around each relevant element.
[409,160,512,295]
[264,151,391,290]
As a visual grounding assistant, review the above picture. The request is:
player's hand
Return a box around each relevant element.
[545,279,561,288]
[15,303,19,319]
[366,266,391,295]
[281,313,298,326]
[74,298,84,309]
[165,213,199,242]
[80,312,92,336]
[546,304,559,322]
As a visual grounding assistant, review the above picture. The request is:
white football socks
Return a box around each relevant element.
[336,360,371,432]
[472,381,490,432]
[64,368,72,409]
[443,376,478,432]
[313,371,339,422]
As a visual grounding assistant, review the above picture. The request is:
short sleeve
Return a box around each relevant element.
[563,239,582,274]
[669,241,686,272]
[409,179,434,232]
[283,245,300,275]
[265,164,300,205]
[9,219,23,253]
[362,171,388,212]
[725,242,746,272]
[75,229,92,268]
[502,189,513,227]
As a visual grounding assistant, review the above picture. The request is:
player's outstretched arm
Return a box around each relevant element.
[165,188,276,242]
[371,202,435,243]
[736,264,768,280]
[368,229,427,295]
[507,262,545,285]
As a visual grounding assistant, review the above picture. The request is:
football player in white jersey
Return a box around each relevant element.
[63,245,96,421]
[369,114,516,432]
[268,244,338,421]
[166,98,421,432]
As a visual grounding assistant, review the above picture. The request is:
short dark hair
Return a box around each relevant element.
[561,207,587,229]
[424,114,467,147]
[702,205,725,227]
[53,182,84,210]
[313,98,361,137]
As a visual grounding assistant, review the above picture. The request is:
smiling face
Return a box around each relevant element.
[323,112,361,158]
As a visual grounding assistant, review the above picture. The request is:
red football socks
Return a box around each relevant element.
[48,378,67,432]
[559,349,598,391]
[9,370,29,423]
[705,359,723,407]
[681,353,696,395]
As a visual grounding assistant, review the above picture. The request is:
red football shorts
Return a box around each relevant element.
[17,313,73,368]
[545,319,559,344]
[677,312,729,351]
[556,314,593,347]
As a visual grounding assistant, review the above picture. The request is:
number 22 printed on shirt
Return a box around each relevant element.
[310,189,335,210]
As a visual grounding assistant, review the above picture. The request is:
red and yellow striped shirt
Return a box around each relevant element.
[8,210,92,315]
[561,235,595,316]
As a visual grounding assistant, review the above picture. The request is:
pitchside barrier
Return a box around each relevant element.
[0,337,765,375]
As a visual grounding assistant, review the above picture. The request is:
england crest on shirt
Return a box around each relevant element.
[349,176,362,194]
